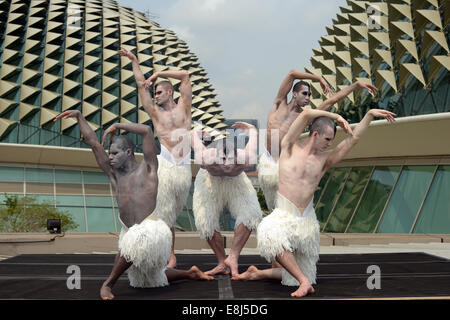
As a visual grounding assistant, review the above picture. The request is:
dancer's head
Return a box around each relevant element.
[309,116,336,151]
[154,81,174,106]
[292,81,311,107]
[108,135,135,169]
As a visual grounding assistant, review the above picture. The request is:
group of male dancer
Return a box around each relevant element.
[55,47,396,299]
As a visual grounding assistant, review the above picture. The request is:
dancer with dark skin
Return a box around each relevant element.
[55,110,213,300]
[119,46,193,269]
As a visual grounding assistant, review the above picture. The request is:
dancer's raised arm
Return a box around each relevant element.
[325,109,396,169]
[54,110,113,180]
[118,46,158,119]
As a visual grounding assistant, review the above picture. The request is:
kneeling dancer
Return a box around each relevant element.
[55,111,212,300]
[239,102,396,298]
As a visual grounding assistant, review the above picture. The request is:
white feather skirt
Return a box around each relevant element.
[257,152,279,212]
[152,155,192,227]
[193,168,263,239]
[118,218,172,288]
[257,192,320,285]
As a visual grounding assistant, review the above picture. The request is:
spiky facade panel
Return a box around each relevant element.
[304,0,449,123]
[0,0,227,150]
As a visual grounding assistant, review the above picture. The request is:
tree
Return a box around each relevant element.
[0,194,78,232]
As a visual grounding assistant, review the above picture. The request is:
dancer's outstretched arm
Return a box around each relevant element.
[118,46,158,120]
[325,109,396,169]
[54,111,114,181]
[317,80,377,111]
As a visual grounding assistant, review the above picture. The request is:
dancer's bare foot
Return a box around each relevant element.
[188,266,214,280]
[205,263,230,276]
[236,265,261,281]
[224,255,239,279]
[100,282,115,300]
[167,253,177,268]
[291,280,315,298]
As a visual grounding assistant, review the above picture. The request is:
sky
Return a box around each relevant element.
[116,0,347,128]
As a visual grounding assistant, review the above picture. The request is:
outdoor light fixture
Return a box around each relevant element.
[47,219,61,234]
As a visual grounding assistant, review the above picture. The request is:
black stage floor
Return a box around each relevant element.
[0,252,449,300]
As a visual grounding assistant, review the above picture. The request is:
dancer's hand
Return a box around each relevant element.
[54,110,81,122]
[144,72,160,89]
[102,124,119,146]
[117,46,136,61]
[357,81,378,96]
[319,78,333,96]
[232,121,256,135]
[336,115,353,136]
[368,109,396,123]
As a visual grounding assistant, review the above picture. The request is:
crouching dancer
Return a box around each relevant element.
[54,110,213,300]
[238,106,396,298]
[191,122,263,279]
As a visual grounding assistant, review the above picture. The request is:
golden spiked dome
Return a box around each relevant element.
[0,0,227,143]
[305,0,449,121]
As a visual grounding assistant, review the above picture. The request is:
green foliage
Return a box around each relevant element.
[257,188,269,215]
[0,194,78,232]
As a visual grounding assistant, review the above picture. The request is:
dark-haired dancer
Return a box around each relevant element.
[119,46,192,268]
[55,111,212,300]
[239,105,396,298]
[258,69,332,213]
[191,122,263,279]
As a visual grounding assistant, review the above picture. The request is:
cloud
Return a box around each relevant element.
[116,0,347,128]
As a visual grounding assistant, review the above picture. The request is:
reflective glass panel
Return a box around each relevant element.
[86,207,115,232]
[55,170,82,183]
[315,167,351,230]
[324,167,372,233]
[58,206,86,232]
[347,166,401,233]
[0,166,24,182]
[26,168,53,182]
[377,166,435,233]
[82,171,110,184]
[413,166,450,234]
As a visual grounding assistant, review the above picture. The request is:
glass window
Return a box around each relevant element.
[85,195,113,207]
[413,166,450,234]
[57,206,86,232]
[55,195,84,206]
[26,168,54,182]
[55,170,82,183]
[55,183,83,194]
[314,167,351,230]
[347,166,401,233]
[324,167,373,233]
[82,171,110,184]
[176,209,194,232]
[84,184,111,195]
[26,182,54,194]
[0,166,24,182]
[314,171,330,207]
[86,207,116,232]
[28,194,55,205]
[377,165,435,233]
[0,181,24,193]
